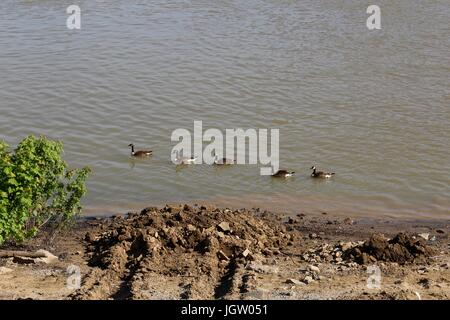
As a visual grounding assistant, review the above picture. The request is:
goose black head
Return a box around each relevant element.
[310,166,316,170]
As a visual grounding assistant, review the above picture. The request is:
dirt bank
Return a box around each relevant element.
[0,205,449,300]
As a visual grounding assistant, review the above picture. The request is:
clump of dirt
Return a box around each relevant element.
[73,205,298,300]
[344,233,435,265]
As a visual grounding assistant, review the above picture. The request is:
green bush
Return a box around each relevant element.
[0,135,90,245]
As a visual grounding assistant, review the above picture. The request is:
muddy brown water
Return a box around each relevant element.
[0,1,449,219]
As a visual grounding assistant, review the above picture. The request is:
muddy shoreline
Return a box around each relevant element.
[0,205,449,300]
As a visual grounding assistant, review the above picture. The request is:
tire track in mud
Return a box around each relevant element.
[71,205,297,300]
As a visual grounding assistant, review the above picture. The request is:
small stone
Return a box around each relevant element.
[186,224,196,232]
[309,233,318,239]
[308,265,320,273]
[217,222,231,233]
[242,249,251,258]
[303,275,314,284]
[417,267,428,274]
[286,278,303,285]
[418,233,429,241]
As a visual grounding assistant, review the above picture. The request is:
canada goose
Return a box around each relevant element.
[212,151,234,165]
[310,166,335,178]
[173,150,197,165]
[129,144,152,157]
[272,170,295,178]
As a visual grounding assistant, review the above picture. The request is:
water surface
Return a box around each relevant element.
[0,1,449,218]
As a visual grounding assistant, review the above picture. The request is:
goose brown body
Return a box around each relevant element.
[211,151,234,165]
[310,166,334,178]
[272,170,295,178]
[129,144,152,157]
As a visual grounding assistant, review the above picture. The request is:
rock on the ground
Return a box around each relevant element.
[242,249,251,258]
[286,278,303,285]
[303,275,314,284]
[217,222,231,233]
[308,265,320,273]
[418,233,429,241]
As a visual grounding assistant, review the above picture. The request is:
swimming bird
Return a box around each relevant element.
[173,150,197,165]
[310,166,335,178]
[129,144,152,157]
[213,152,235,165]
[272,170,295,178]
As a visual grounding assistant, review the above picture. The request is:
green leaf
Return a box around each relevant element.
[0,135,90,245]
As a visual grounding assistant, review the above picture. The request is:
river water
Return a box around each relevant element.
[1,1,449,218]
